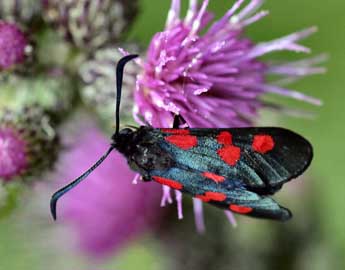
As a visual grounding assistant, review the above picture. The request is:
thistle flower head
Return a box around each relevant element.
[135,0,324,128]
[0,105,59,182]
[0,21,28,70]
[133,0,325,232]
[0,127,27,180]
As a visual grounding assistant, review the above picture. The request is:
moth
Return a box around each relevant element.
[51,55,313,221]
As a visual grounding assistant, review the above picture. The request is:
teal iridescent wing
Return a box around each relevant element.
[145,127,312,220]
[149,166,291,220]
[157,127,312,193]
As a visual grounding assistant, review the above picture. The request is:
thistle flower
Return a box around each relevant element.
[134,0,324,231]
[79,46,140,130]
[135,0,324,128]
[0,21,29,70]
[0,127,27,180]
[43,0,139,53]
[56,120,162,257]
[0,105,59,182]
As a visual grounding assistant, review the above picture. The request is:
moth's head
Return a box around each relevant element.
[111,127,135,150]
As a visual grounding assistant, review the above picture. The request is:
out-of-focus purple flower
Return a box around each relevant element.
[57,121,163,258]
[135,0,324,128]
[0,127,27,180]
[0,105,59,182]
[133,0,324,232]
[0,21,28,70]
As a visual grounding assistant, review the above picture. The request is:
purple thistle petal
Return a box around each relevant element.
[185,0,198,25]
[132,173,140,184]
[175,190,183,219]
[224,210,238,228]
[236,0,264,22]
[247,27,317,59]
[261,84,322,105]
[208,0,245,34]
[263,102,317,119]
[193,198,206,234]
[161,185,173,207]
[268,65,326,77]
[241,10,269,27]
[166,0,181,28]
[268,54,328,78]
[190,0,209,35]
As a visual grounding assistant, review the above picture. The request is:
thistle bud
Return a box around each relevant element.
[79,46,139,130]
[0,105,59,182]
[0,0,41,26]
[0,71,76,124]
[43,0,139,53]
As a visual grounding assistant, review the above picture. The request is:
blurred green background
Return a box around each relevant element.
[1,0,344,269]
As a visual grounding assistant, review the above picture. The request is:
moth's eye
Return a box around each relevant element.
[120,128,132,136]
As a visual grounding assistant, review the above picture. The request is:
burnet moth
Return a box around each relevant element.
[50,55,313,221]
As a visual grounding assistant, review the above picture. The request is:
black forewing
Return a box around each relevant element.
[158,127,313,195]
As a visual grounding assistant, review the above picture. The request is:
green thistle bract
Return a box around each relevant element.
[0,72,76,124]
[0,0,41,27]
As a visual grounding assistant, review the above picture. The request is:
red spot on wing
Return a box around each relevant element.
[217,131,232,145]
[205,192,227,201]
[252,135,275,154]
[217,145,241,166]
[229,204,253,214]
[195,194,210,202]
[196,192,227,202]
[161,129,190,135]
[165,135,198,150]
[202,172,225,183]
[152,176,183,190]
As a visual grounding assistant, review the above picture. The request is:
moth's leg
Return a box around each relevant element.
[172,114,188,128]
[142,174,151,182]
[173,114,180,128]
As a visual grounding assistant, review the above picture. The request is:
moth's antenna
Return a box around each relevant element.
[50,146,115,220]
[115,54,139,135]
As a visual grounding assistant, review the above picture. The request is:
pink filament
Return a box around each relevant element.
[224,210,237,227]
[160,185,173,207]
[193,198,206,233]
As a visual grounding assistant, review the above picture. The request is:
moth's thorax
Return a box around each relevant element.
[112,126,175,175]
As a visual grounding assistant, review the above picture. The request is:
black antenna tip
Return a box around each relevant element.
[50,192,58,220]
[49,146,115,222]
[119,54,139,63]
